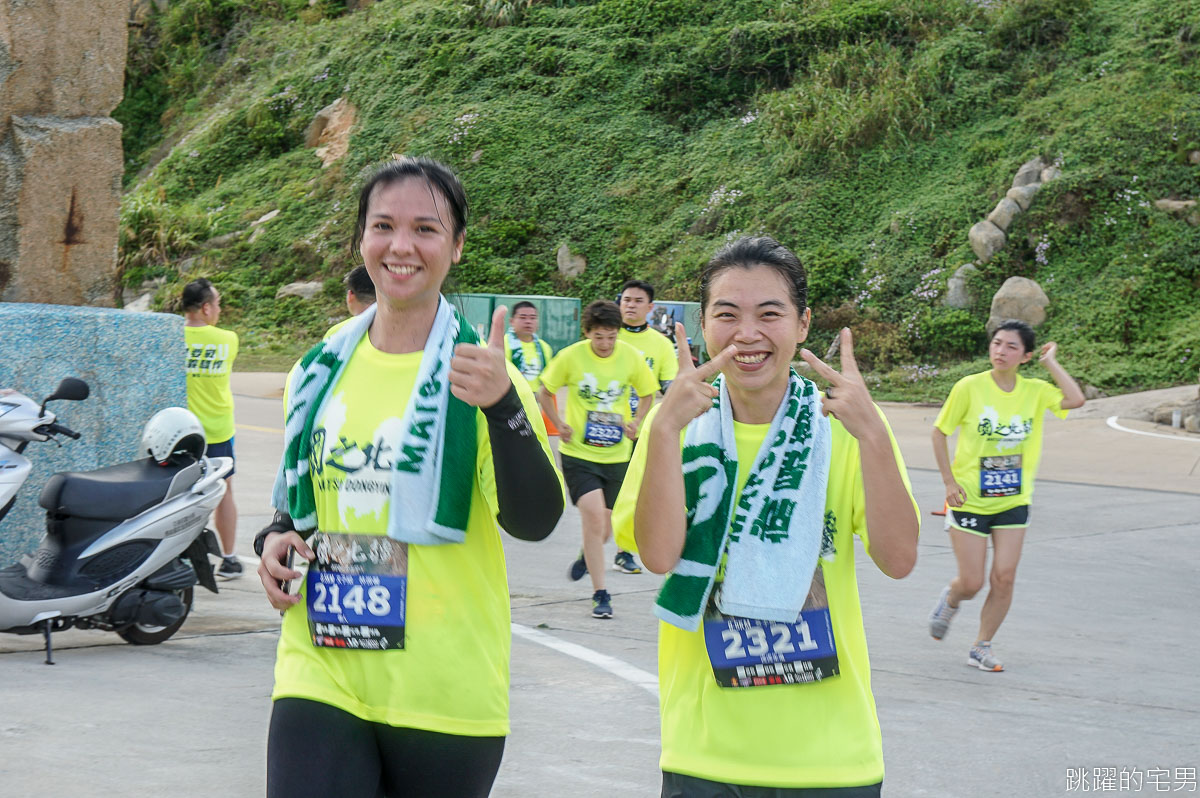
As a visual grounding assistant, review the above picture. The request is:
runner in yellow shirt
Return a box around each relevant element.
[183,278,241,579]
[614,279,681,575]
[538,300,657,619]
[613,236,918,796]
[503,301,554,390]
[928,319,1085,672]
[253,158,563,798]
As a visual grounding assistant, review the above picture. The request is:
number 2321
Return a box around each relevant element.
[722,620,818,660]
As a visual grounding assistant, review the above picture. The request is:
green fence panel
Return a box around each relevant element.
[447,293,496,339]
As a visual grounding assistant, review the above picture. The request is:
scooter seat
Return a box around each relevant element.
[38,458,197,521]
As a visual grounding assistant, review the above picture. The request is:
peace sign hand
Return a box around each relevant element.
[449,305,513,408]
[799,328,885,442]
[654,323,737,433]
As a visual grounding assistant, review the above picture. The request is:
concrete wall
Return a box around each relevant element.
[0,303,186,562]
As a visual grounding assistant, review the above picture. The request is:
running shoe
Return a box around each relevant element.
[591,590,613,619]
[613,550,643,574]
[928,585,958,640]
[968,641,1004,672]
[217,555,243,581]
[568,551,588,581]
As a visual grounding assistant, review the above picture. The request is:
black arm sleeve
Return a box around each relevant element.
[481,384,564,541]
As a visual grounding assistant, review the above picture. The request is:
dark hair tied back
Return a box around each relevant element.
[181,278,216,312]
[700,236,807,316]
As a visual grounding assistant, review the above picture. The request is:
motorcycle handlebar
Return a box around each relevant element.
[44,422,81,439]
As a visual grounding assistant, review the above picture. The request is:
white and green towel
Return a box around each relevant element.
[655,371,831,631]
[271,296,479,545]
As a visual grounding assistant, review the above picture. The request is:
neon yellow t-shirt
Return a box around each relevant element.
[323,317,354,339]
[612,402,917,789]
[539,339,657,464]
[618,326,679,387]
[934,371,1067,514]
[503,335,554,390]
[184,325,238,443]
[272,334,557,737]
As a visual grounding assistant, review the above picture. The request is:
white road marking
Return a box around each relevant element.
[512,623,659,697]
[1106,416,1200,443]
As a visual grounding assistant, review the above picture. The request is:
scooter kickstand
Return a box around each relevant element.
[42,621,55,665]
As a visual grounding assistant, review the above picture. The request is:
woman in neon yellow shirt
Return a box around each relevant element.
[253,158,562,798]
[928,319,1085,672]
[613,236,919,797]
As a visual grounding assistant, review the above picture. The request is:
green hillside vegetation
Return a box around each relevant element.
[115,0,1200,398]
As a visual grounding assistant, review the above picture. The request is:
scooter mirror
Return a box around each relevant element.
[45,378,90,403]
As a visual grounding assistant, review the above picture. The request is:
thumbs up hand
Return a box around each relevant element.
[450,305,513,408]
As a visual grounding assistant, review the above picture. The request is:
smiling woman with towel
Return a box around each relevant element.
[253,158,563,798]
[613,236,919,798]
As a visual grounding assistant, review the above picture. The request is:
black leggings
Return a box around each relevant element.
[662,771,882,798]
[267,698,505,798]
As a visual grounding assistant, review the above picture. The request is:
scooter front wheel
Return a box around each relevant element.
[117,587,193,645]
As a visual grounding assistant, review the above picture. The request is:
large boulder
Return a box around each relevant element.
[275,280,325,300]
[986,276,1049,335]
[943,263,979,309]
[556,243,587,279]
[986,198,1022,232]
[969,220,1006,263]
[1012,157,1046,188]
[1006,184,1040,211]
[1154,198,1197,214]
[305,98,357,167]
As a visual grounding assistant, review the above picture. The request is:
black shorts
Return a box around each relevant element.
[662,771,882,798]
[560,454,628,509]
[206,437,236,478]
[945,505,1029,537]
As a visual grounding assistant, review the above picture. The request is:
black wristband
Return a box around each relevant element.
[253,511,295,557]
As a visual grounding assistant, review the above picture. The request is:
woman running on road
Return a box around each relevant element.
[928,319,1085,672]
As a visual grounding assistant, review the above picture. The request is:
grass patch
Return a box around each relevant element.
[118,0,1200,396]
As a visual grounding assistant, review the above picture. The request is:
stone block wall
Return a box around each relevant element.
[0,0,128,306]
[0,303,186,563]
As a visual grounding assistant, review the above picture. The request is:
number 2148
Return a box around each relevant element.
[312,583,392,617]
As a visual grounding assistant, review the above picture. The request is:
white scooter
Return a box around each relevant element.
[0,378,230,663]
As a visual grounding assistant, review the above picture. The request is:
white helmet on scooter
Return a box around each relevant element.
[141,407,207,465]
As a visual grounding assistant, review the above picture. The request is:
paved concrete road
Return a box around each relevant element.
[1,375,1197,797]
